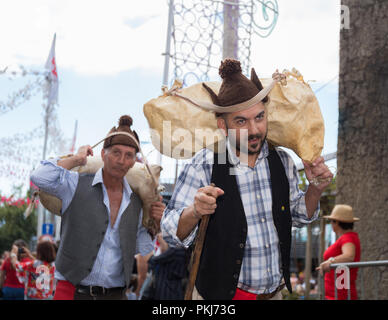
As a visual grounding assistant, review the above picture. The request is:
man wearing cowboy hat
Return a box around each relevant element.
[317,204,361,300]
[161,59,333,300]
[30,115,166,300]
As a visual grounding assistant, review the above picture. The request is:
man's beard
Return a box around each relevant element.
[228,129,268,156]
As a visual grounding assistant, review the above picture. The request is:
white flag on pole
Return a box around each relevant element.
[45,33,59,105]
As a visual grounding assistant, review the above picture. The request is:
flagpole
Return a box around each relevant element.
[37,77,53,239]
[37,33,58,240]
[159,0,174,168]
[37,93,50,240]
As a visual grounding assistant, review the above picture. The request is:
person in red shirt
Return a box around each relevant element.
[10,241,56,300]
[316,204,361,300]
[0,239,32,300]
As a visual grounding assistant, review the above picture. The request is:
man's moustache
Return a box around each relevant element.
[248,134,262,141]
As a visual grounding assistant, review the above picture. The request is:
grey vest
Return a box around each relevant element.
[55,174,142,287]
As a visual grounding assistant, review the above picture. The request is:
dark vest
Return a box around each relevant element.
[196,147,292,299]
[55,174,142,287]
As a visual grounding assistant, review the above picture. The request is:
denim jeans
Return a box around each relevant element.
[2,287,25,300]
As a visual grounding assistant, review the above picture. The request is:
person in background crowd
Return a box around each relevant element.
[125,275,138,300]
[0,240,32,300]
[295,272,305,296]
[135,251,153,298]
[1,251,9,264]
[316,204,361,300]
[10,240,56,300]
[140,232,189,300]
[0,251,8,299]
[290,273,298,292]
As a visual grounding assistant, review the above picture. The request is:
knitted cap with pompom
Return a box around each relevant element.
[219,59,242,79]
[103,115,140,152]
[202,58,268,107]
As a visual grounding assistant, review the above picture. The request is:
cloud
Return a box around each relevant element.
[0,0,340,80]
[250,0,340,82]
[0,0,168,75]
[124,15,158,29]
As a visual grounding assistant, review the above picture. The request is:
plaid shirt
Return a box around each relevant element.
[161,140,319,294]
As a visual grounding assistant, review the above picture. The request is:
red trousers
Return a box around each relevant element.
[232,288,257,300]
[53,280,76,300]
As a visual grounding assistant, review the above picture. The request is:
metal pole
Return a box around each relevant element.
[318,212,326,299]
[304,224,312,299]
[347,270,351,300]
[162,0,174,87]
[359,268,364,300]
[173,159,179,188]
[37,100,50,240]
[223,0,239,59]
[159,0,174,170]
[375,268,379,300]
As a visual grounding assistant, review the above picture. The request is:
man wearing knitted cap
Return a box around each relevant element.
[30,115,166,300]
[161,59,333,300]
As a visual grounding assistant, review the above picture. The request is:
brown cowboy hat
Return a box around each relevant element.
[323,204,360,223]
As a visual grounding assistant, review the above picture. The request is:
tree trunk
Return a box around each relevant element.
[337,0,388,300]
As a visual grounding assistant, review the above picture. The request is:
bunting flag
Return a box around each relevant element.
[45,33,59,105]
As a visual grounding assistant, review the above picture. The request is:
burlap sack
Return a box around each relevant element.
[143,73,324,162]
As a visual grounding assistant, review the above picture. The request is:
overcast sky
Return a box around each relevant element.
[0,0,341,195]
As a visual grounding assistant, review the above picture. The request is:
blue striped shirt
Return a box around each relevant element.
[30,159,154,288]
[161,140,319,294]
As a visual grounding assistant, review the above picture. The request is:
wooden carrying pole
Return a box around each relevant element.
[184,183,215,300]
[184,215,210,300]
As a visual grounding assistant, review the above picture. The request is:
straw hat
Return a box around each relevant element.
[323,204,360,223]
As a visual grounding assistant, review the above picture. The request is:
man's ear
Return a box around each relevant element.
[217,116,228,136]
[101,148,106,159]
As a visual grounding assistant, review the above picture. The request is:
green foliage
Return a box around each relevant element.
[282,289,300,300]
[298,170,308,191]
[0,204,37,254]
[320,175,337,216]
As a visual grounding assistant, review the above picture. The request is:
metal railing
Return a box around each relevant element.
[320,260,388,300]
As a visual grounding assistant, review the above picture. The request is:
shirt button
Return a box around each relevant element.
[239,243,244,249]
[261,218,266,223]
[265,244,269,248]
[236,260,241,265]
[267,268,271,273]
[257,195,261,199]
